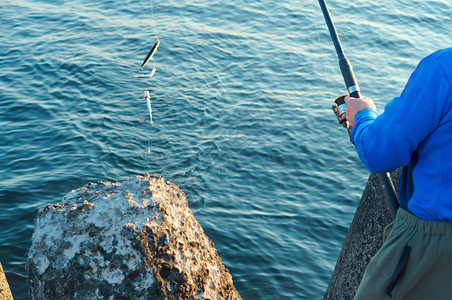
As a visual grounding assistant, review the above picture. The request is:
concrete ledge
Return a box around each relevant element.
[324,170,400,299]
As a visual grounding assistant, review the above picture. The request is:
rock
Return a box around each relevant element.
[0,262,13,300]
[324,170,400,299]
[27,174,241,300]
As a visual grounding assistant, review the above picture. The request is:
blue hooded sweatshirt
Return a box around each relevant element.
[351,48,452,221]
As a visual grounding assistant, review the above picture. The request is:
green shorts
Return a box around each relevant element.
[355,208,452,300]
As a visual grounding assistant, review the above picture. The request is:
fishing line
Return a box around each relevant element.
[135,0,160,73]
[149,0,159,39]
[134,0,161,127]
[309,0,334,100]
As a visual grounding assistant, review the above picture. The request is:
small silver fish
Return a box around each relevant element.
[132,65,156,79]
[144,89,153,125]
[140,38,160,70]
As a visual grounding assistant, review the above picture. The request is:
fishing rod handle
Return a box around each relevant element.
[339,57,361,98]
[377,173,399,219]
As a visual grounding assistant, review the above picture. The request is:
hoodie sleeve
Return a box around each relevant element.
[350,53,450,173]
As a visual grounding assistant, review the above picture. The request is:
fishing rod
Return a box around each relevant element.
[317,0,399,219]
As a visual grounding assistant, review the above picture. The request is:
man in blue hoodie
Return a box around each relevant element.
[345,48,452,299]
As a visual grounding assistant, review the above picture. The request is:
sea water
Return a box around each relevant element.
[1,0,450,298]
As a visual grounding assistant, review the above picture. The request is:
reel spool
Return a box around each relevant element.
[332,95,348,126]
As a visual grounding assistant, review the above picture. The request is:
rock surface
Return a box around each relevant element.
[324,170,400,299]
[0,262,13,300]
[27,174,241,299]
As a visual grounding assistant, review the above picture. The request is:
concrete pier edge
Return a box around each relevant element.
[324,169,400,299]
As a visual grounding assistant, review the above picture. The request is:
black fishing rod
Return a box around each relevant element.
[317,0,399,219]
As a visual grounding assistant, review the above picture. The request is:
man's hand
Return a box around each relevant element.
[344,96,377,127]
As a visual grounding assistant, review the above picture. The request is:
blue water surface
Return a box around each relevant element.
[1,0,450,298]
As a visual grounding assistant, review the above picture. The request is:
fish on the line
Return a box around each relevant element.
[132,65,156,79]
[144,89,153,125]
[140,38,160,70]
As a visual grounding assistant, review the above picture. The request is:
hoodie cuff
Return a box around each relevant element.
[351,108,378,143]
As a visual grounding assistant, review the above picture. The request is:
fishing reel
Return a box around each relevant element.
[332,95,348,126]
[332,95,353,141]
